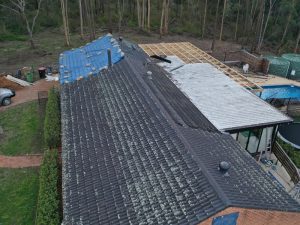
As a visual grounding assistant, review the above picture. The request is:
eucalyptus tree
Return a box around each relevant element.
[0,0,43,48]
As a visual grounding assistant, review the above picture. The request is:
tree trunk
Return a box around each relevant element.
[234,0,241,41]
[160,0,166,37]
[219,0,227,40]
[137,0,141,28]
[163,0,169,34]
[60,0,70,46]
[108,0,112,33]
[142,0,145,29]
[295,29,300,53]
[211,0,220,51]
[147,0,151,31]
[255,0,265,52]
[202,0,207,38]
[277,0,294,53]
[256,0,277,52]
[79,0,84,39]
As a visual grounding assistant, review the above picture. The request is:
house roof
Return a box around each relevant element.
[61,42,300,225]
[158,59,292,131]
[139,42,263,92]
[59,34,124,84]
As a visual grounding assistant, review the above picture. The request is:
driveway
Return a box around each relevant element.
[0,79,58,112]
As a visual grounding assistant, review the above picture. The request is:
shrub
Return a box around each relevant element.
[44,88,61,148]
[36,150,60,225]
[277,138,300,168]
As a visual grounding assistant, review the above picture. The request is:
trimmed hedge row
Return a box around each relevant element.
[36,150,60,225]
[44,88,61,148]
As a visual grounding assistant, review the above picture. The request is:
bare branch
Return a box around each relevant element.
[31,0,43,32]
[0,3,20,14]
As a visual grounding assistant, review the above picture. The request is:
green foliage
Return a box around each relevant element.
[44,88,61,149]
[0,33,27,42]
[0,101,45,155]
[277,138,300,168]
[0,168,39,225]
[36,150,60,225]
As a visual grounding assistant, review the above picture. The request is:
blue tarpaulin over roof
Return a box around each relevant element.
[212,212,239,225]
[59,34,124,84]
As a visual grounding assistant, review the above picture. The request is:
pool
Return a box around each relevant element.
[260,85,300,100]
[279,123,300,149]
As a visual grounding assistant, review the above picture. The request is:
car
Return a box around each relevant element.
[0,88,15,106]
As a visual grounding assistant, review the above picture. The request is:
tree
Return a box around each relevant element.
[147,0,151,31]
[219,0,228,40]
[256,0,278,52]
[0,0,43,48]
[202,0,208,38]
[79,0,84,39]
[160,0,169,37]
[295,28,300,53]
[234,0,241,40]
[211,0,221,50]
[277,0,295,53]
[117,0,125,32]
[60,0,70,46]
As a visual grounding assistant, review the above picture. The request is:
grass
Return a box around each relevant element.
[0,101,45,155]
[0,33,27,42]
[0,168,39,225]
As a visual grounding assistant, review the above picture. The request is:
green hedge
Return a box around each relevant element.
[277,138,300,168]
[36,150,60,225]
[44,88,61,148]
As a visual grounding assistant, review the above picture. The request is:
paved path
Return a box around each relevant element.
[0,154,43,168]
[0,79,58,112]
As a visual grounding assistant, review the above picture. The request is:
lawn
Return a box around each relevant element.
[0,168,39,225]
[0,101,45,155]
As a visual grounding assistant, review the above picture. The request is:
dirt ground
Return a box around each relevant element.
[0,76,23,90]
[0,79,58,112]
[0,29,243,75]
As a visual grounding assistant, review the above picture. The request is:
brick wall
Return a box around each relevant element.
[199,207,300,225]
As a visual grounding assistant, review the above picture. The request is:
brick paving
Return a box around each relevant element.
[0,154,43,168]
[0,79,58,112]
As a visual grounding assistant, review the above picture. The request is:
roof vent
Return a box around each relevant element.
[219,161,230,172]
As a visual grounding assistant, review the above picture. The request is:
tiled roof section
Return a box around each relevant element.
[62,44,300,225]
[61,59,226,225]
[122,44,218,132]
[145,63,218,131]
[59,34,124,84]
[179,127,300,212]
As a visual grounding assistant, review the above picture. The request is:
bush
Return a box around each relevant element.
[277,138,300,168]
[44,88,61,148]
[36,150,60,225]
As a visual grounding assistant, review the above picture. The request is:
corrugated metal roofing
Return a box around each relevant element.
[59,34,124,84]
[159,61,292,131]
[61,42,300,225]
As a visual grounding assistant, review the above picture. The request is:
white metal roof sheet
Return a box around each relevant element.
[160,61,291,131]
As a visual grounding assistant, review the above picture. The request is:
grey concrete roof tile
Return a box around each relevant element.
[61,44,300,225]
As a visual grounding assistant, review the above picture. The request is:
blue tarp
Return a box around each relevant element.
[212,212,239,225]
[59,34,124,84]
